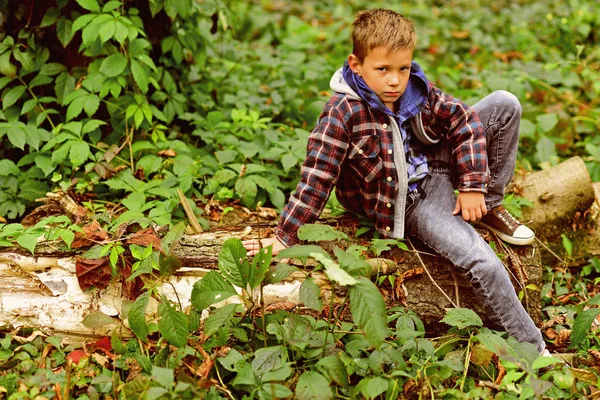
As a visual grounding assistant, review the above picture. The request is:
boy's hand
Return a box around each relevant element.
[242,236,288,257]
[453,192,487,222]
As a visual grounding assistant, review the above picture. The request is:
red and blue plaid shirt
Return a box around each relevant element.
[276,68,488,246]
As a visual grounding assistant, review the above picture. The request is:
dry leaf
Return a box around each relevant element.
[126,227,162,250]
[75,257,111,291]
[158,149,176,157]
[72,220,110,248]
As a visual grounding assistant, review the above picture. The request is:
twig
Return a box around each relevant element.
[460,337,471,391]
[177,188,203,233]
[408,238,457,308]
[451,271,460,307]
[478,380,501,391]
[535,237,567,265]
[214,364,236,400]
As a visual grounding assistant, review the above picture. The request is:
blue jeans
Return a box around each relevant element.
[406,91,544,352]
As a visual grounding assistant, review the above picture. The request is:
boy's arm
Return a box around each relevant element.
[275,106,351,246]
[427,83,489,193]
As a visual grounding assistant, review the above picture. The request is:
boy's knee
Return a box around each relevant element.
[492,90,521,114]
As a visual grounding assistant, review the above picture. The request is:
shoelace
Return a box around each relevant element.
[495,206,520,230]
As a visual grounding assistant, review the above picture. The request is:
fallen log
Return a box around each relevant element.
[1,156,596,341]
[511,156,596,240]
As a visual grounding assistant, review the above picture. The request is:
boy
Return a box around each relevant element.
[244,9,544,353]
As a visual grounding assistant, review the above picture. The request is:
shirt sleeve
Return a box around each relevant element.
[275,104,351,246]
[427,82,489,192]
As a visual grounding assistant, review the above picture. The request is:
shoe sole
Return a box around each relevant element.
[477,222,535,246]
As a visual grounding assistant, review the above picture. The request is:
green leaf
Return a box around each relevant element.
[218,348,244,372]
[570,308,600,349]
[129,292,150,341]
[6,123,26,150]
[2,85,26,110]
[281,153,298,171]
[0,76,13,91]
[35,155,55,176]
[56,16,74,47]
[264,263,299,285]
[190,271,237,311]
[0,160,19,176]
[158,297,188,348]
[83,95,100,117]
[298,224,349,242]
[69,141,90,168]
[72,13,96,33]
[131,59,149,93]
[299,278,322,311]
[16,234,37,255]
[561,234,572,257]
[98,19,116,43]
[349,277,387,348]
[360,377,389,399]
[259,383,293,400]
[217,238,247,287]
[55,72,75,105]
[82,119,106,134]
[81,311,116,329]
[66,95,85,121]
[151,366,174,389]
[235,177,258,208]
[310,252,357,286]
[295,371,332,400]
[76,0,100,12]
[532,354,561,370]
[269,188,285,210]
[103,0,122,12]
[99,53,128,77]
[20,99,37,115]
[0,51,16,77]
[41,7,60,27]
[441,308,483,330]
[275,245,329,262]
[316,355,349,387]
[536,136,557,164]
[251,346,286,376]
[536,113,558,133]
[13,48,34,71]
[203,303,241,337]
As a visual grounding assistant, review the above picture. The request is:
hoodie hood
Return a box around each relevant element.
[330,61,430,123]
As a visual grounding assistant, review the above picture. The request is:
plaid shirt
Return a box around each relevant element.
[276,70,488,247]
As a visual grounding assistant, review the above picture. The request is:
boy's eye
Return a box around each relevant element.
[376,67,387,71]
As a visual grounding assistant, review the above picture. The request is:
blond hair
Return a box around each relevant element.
[351,9,416,62]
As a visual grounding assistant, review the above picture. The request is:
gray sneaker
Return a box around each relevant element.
[479,205,535,246]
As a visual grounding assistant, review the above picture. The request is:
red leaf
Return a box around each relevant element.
[126,227,162,250]
[75,257,111,290]
[72,220,111,248]
[66,349,88,364]
[92,337,112,352]
[121,262,145,300]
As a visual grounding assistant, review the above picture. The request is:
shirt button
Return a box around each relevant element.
[387,149,393,154]
[385,226,391,231]
[386,203,392,208]
[382,123,388,129]
[358,149,364,155]
[387,176,392,181]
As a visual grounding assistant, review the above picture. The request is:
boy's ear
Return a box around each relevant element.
[348,54,362,75]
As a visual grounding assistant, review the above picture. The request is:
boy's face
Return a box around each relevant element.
[348,46,413,111]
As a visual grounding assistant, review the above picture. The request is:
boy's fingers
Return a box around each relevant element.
[452,199,461,215]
